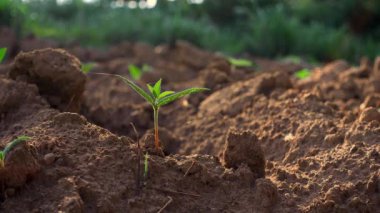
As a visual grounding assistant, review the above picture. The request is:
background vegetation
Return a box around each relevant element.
[1,0,379,62]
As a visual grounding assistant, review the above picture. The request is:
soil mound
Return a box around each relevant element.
[9,48,86,112]
[0,38,378,212]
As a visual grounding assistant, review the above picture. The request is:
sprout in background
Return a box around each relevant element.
[294,68,311,79]
[0,48,7,63]
[81,62,96,74]
[228,57,254,68]
[128,64,152,80]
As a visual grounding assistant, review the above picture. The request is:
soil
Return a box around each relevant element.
[0,30,379,212]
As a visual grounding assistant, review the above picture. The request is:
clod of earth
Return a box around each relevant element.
[222,129,265,178]
[9,48,86,112]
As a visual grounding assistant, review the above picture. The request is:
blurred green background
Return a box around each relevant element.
[1,0,379,62]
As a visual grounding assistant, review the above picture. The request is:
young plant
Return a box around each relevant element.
[0,136,31,168]
[128,64,152,80]
[294,68,311,80]
[81,62,96,74]
[0,48,7,63]
[116,75,208,150]
[228,57,254,68]
[144,153,149,179]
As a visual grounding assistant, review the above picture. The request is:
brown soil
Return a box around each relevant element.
[0,32,379,212]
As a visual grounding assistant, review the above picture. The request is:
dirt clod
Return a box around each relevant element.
[43,153,56,165]
[359,107,380,123]
[222,129,265,178]
[9,48,86,112]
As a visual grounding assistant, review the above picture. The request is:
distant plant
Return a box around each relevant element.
[81,62,96,74]
[117,76,208,150]
[128,64,152,80]
[227,57,254,68]
[0,48,7,63]
[280,55,302,64]
[294,68,311,79]
[0,136,31,168]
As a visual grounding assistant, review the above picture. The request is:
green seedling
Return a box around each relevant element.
[280,55,302,64]
[128,64,152,80]
[117,75,208,150]
[144,153,149,179]
[81,62,96,74]
[0,136,31,168]
[228,57,254,67]
[0,48,7,63]
[294,68,311,80]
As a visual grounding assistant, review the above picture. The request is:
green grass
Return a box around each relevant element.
[5,0,380,62]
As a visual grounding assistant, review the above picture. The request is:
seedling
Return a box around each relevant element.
[228,57,254,68]
[280,55,302,64]
[81,62,96,74]
[294,68,311,79]
[116,75,208,150]
[0,136,31,168]
[0,48,7,63]
[144,153,149,179]
[128,64,152,80]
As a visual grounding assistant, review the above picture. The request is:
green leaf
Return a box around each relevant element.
[157,88,209,107]
[158,91,174,99]
[153,79,162,97]
[0,48,7,63]
[81,62,95,74]
[3,136,31,158]
[115,75,154,105]
[128,64,143,80]
[228,57,253,67]
[142,64,152,72]
[0,152,3,161]
[294,68,311,80]
[147,84,154,96]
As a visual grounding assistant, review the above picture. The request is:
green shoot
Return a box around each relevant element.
[280,55,302,64]
[116,76,208,150]
[128,64,152,80]
[144,153,149,179]
[141,64,152,73]
[294,68,311,80]
[228,57,254,67]
[0,48,7,63]
[81,62,96,74]
[0,136,31,168]
[128,64,143,80]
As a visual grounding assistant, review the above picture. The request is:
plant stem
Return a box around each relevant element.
[153,107,160,149]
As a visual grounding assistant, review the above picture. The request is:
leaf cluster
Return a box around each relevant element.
[116,75,208,109]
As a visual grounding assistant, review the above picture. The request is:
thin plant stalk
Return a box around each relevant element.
[153,107,160,149]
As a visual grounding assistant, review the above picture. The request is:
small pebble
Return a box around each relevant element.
[44,153,56,165]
